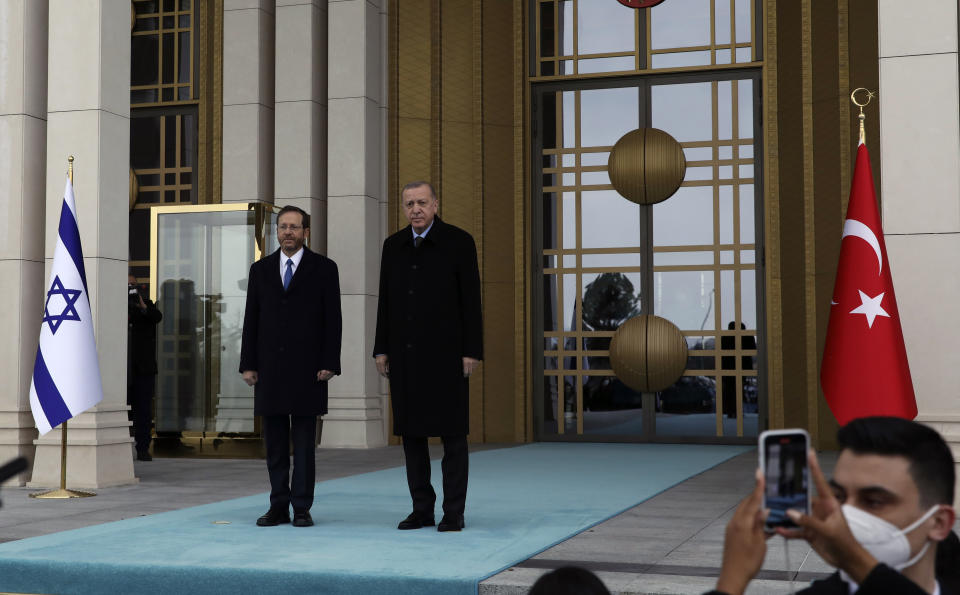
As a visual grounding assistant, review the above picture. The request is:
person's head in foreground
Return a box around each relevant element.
[529,566,611,595]
[713,416,958,595]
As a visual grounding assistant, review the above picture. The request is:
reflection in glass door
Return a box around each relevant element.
[534,73,762,442]
[150,203,279,456]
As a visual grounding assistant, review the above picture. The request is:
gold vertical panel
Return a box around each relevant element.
[431,0,443,194]
[481,0,519,442]
[837,0,851,208]
[390,0,437,446]
[762,0,876,447]
[439,0,478,232]
[439,0,482,441]
[801,0,819,442]
[471,0,487,441]
[396,5,433,117]
[389,0,526,443]
[196,0,216,204]
[387,0,399,234]
[762,0,783,430]
[812,0,845,448]
[441,26,480,440]
[395,0,434,226]
[396,1,433,121]
[513,0,530,443]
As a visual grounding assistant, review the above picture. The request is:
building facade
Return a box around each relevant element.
[0,0,956,491]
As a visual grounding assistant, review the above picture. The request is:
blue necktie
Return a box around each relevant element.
[283,259,293,290]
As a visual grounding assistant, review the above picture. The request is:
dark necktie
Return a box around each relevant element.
[414,236,423,248]
[283,259,293,290]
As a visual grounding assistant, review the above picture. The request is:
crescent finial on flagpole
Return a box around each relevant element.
[851,88,875,145]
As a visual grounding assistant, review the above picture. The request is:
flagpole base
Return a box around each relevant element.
[29,488,96,499]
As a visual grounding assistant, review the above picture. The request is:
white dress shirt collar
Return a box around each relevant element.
[412,220,434,242]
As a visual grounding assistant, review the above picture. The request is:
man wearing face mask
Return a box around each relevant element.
[709,416,960,595]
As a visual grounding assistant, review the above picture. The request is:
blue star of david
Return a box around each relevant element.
[42,276,82,335]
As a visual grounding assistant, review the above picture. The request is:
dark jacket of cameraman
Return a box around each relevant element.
[128,298,162,377]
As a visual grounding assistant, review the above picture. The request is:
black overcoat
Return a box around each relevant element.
[373,217,483,437]
[128,298,162,377]
[239,247,342,416]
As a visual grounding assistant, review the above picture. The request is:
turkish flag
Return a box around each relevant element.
[820,143,917,425]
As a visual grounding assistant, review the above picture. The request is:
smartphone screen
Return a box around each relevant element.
[760,430,809,528]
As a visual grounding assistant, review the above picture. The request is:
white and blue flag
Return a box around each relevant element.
[29,176,104,435]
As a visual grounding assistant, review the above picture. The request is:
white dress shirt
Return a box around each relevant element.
[413,220,434,243]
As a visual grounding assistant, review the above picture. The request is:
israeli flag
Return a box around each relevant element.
[29,176,104,435]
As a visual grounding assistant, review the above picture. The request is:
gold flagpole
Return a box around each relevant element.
[31,156,96,499]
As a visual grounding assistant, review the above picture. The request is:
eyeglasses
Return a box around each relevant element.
[278,224,303,232]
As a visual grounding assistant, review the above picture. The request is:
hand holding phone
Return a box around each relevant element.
[759,429,811,529]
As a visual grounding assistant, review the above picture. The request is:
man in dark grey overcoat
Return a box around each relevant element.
[240,205,342,528]
[374,181,483,532]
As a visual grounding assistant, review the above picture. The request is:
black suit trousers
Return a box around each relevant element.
[263,415,317,511]
[127,374,155,454]
[401,435,468,518]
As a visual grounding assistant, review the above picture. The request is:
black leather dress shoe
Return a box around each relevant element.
[292,510,314,527]
[256,508,291,526]
[437,514,465,532]
[397,512,435,530]
[136,451,152,461]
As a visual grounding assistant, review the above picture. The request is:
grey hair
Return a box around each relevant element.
[401,181,437,200]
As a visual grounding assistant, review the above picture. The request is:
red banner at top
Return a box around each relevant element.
[616,0,666,8]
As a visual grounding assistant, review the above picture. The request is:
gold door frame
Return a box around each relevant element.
[149,202,280,458]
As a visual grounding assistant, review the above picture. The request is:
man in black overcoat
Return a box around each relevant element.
[373,181,483,532]
[127,275,162,461]
[240,205,342,528]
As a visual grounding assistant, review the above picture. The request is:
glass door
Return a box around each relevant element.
[150,203,279,456]
[534,72,763,443]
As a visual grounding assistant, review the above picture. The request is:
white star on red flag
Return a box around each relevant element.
[849,290,890,329]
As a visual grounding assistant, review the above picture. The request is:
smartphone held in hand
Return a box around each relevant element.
[758,428,810,529]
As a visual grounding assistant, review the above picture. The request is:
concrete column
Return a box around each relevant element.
[0,1,47,486]
[275,0,327,252]
[877,0,960,504]
[223,0,275,204]
[29,0,135,488]
[324,0,388,447]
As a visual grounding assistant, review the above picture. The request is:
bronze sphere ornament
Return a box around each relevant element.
[609,314,688,393]
[607,128,686,205]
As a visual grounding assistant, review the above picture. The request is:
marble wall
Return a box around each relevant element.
[0,0,48,487]
[877,0,960,503]
[323,0,389,447]
[29,0,136,489]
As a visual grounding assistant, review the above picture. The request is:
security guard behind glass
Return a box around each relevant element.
[127,275,162,461]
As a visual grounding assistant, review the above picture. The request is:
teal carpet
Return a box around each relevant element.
[0,443,749,595]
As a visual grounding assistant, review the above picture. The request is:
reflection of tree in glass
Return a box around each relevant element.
[582,273,641,332]
[580,273,642,412]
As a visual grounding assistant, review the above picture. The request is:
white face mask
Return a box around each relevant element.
[841,503,940,575]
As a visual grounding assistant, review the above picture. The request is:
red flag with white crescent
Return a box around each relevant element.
[820,142,917,425]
